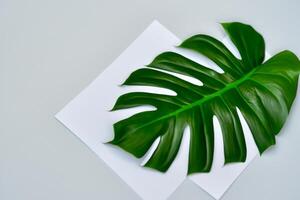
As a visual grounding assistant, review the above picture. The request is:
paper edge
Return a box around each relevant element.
[55,19,185,200]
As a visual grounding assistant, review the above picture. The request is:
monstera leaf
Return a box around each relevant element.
[109,22,300,174]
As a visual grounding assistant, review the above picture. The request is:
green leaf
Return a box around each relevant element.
[109,22,300,175]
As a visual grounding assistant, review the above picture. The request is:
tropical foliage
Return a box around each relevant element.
[109,22,300,174]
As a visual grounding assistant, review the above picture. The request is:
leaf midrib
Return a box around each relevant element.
[134,66,258,131]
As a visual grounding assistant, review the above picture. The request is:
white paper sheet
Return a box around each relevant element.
[56,20,259,200]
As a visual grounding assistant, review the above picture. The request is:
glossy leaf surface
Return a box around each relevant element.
[109,22,300,174]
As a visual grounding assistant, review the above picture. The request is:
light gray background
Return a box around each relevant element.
[1,0,300,199]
